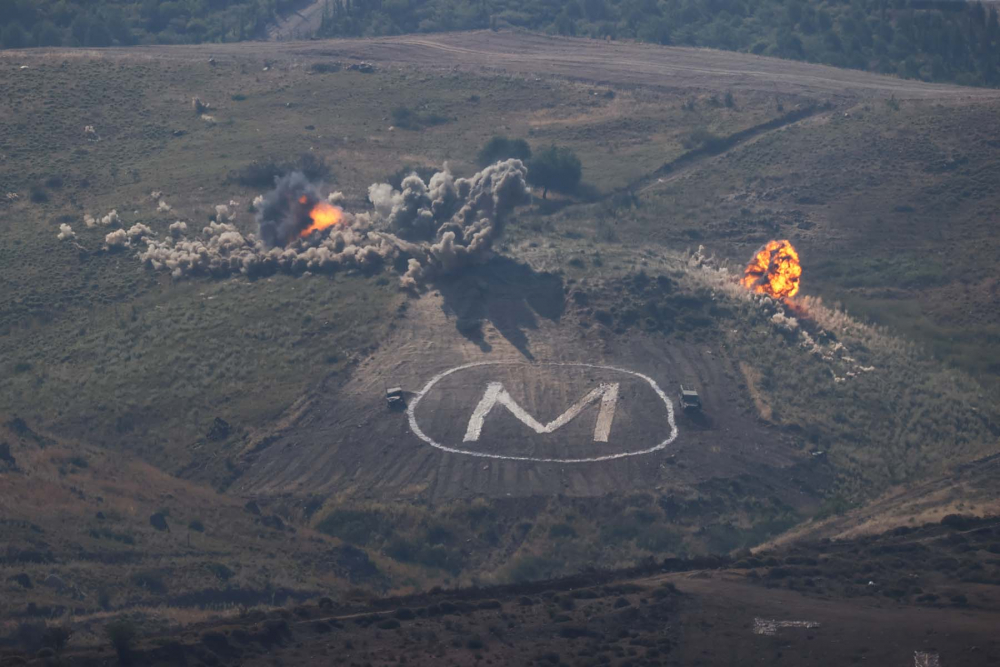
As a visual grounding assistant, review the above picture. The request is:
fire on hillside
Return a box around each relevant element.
[741,239,802,300]
[299,197,344,238]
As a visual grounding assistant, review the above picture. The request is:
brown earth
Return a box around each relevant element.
[32,516,1000,666]
[233,259,810,504]
[14,30,1000,100]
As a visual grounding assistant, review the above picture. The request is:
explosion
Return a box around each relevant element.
[299,199,343,238]
[136,159,531,287]
[741,239,802,299]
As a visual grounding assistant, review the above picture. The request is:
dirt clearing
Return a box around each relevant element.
[235,260,810,503]
[16,31,1000,101]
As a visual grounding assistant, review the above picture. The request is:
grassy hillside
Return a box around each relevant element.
[2,41,999,638]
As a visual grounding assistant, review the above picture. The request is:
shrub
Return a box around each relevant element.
[105,619,137,664]
[14,621,47,652]
[527,145,582,198]
[29,186,49,204]
[548,523,577,539]
[683,127,725,151]
[41,626,72,653]
[130,570,168,594]
[390,105,451,130]
[188,519,205,532]
[149,512,169,532]
[206,562,233,581]
[506,554,560,582]
[316,508,388,546]
[477,135,532,166]
[391,105,417,129]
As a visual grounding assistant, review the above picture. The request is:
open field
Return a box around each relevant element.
[26,30,1000,100]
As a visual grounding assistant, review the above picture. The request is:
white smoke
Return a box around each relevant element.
[105,229,128,249]
[136,159,530,287]
[57,223,75,240]
[770,311,799,332]
[127,223,154,242]
[101,210,120,227]
[157,200,172,212]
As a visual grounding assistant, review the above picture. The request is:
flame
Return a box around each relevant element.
[300,201,344,238]
[741,239,802,300]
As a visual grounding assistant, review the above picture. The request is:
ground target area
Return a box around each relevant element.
[236,298,817,501]
[408,362,677,463]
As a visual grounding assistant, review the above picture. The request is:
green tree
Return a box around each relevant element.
[35,20,63,46]
[476,135,532,167]
[1,22,29,48]
[105,619,138,664]
[527,144,582,199]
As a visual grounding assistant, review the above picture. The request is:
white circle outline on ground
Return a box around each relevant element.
[407,361,678,463]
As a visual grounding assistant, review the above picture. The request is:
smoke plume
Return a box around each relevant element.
[256,171,327,248]
[135,159,530,288]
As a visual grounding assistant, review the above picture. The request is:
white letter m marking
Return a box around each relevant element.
[463,382,620,443]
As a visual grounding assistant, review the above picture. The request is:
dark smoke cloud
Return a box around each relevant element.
[136,159,531,288]
[256,171,326,248]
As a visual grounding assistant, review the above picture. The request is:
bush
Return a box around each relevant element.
[188,519,205,532]
[527,145,582,198]
[682,127,726,151]
[105,619,137,664]
[316,508,388,546]
[390,105,451,130]
[29,186,49,204]
[206,562,233,581]
[14,621,47,652]
[41,626,72,653]
[130,570,168,594]
[548,523,577,539]
[391,105,417,129]
[477,135,532,166]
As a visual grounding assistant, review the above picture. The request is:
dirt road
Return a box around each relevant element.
[20,31,1000,100]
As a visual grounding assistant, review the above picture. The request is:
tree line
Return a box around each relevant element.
[317,0,1000,86]
[3,0,1000,87]
[0,0,299,48]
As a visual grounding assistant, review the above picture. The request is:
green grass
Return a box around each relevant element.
[0,274,399,471]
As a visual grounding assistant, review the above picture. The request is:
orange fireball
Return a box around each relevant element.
[299,201,343,238]
[741,239,801,299]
